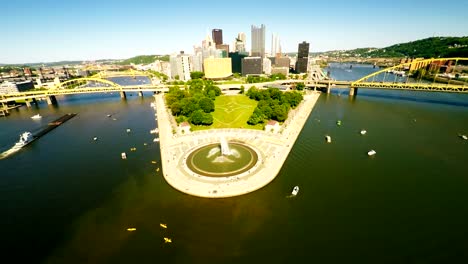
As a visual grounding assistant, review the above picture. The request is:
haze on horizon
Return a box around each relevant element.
[1,0,467,64]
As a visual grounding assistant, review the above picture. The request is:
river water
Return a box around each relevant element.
[1,69,467,263]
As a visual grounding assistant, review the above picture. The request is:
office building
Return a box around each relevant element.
[170,51,192,81]
[229,52,248,74]
[296,41,310,73]
[212,29,223,45]
[251,24,266,57]
[241,57,262,76]
[0,80,34,94]
[263,58,272,75]
[271,33,281,57]
[275,57,290,68]
[216,44,229,57]
[203,57,232,79]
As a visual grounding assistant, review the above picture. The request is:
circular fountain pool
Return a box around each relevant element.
[186,142,258,177]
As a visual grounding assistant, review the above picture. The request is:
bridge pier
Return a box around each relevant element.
[120,91,127,99]
[46,95,57,105]
[138,91,143,97]
[349,87,358,97]
[25,98,38,107]
[326,81,331,94]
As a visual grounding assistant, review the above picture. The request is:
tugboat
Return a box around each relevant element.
[13,132,35,149]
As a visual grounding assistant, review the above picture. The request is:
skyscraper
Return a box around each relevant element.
[296,41,310,73]
[251,24,265,57]
[271,33,280,57]
[234,32,246,52]
[212,29,223,45]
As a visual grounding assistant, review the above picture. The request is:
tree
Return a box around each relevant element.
[296,82,305,91]
[239,85,245,94]
[199,97,215,113]
[190,71,204,79]
[174,75,179,80]
[190,110,205,125]
[189,79,204,94]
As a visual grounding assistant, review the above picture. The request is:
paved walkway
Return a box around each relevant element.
[153,91,321,198]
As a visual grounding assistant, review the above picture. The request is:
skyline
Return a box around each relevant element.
[1,0,467,64]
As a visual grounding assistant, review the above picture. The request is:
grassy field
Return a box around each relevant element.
[191,95,264,131]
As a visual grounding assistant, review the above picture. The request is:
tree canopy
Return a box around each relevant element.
[246,87,303,125]
[165,79,222,126]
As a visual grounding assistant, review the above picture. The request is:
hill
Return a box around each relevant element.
[321,36,468,58]
[115,55,169,65]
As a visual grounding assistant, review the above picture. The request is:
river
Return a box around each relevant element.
[0,69,467,263]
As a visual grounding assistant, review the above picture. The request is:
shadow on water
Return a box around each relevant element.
[331,88,468,107]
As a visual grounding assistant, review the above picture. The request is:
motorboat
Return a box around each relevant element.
[150,102,156,108]
[153,138,160,142]
[325,135,331,143]
[150,128,159,134]
[121,152,127,159]
[14,132,35,149]
[164,237,172,243]
[126,228,136,232]
[360,130,367,135]
[367,150,377,156]
[126,128,131,133]
[291,186,299,196]
[336,120,342,126]
[130,147,137,151]
[93,137,98,141]
[160,223,167,229]
[460,134,467,140]
[31,114,42,119]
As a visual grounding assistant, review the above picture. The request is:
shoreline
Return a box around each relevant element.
[154,90,321,198]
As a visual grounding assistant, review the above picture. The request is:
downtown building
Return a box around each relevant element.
[296,41,310,73]
[241,57,262,76]
[170,51,192,81]
[251,24,265,57]
[203,57,232,79]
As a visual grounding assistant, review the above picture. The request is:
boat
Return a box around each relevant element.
[153,138,160,142]
[126,128,131,133]
[151,161,157,164]
[121,152,127,159]
[126,228,136,232]
[325,135,331,143]
[460,134,468,140]
[31,114,42,119]
[367,150,376,156]
[150,102,156,108]
[291,186,299,196]
[93,137,98,141]
[14,132,35,149]
[164,237,172,243]
[150,128,159,134]
[360,130,367,135]
[160,223,167,228]
[107,114,112,117]
[336,120,342,126]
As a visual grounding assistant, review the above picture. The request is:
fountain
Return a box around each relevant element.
[220,137,231,156]
[186,140,258,177]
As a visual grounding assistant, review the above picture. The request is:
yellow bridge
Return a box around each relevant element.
[1,57,467,107]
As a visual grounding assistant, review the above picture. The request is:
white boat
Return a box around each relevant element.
[367,150,376,156]
[325,135,331,143]
[150,128,159,134]
[13,132,35,149]
[460,134,467,140]
[150,102,156,108]
[126,128,131,133]
[291,186,299,196]
[360,130,367,135]
[153,138,160,142]
[93,137,98,141]
[31,114,42,119]
[121,152,127,159]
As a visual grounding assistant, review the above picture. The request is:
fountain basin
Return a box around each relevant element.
[186,142,258,177]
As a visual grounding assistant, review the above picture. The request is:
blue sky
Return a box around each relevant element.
[1,0,467,64]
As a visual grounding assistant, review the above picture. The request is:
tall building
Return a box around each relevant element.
[229,52,248,74]
[203,57,232,79]
[212,29,223,45]
[202,34,215,49]
[296,41,310,73]
[234,32,246,53]
[169,51,192,81]
[263,58,272,75]
[242,57,262,76]
[271,33,280,57]
[251,24,266,57]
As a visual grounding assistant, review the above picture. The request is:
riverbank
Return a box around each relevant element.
[154,91,321,198]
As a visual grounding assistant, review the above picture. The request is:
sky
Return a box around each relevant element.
[1,0,467,64]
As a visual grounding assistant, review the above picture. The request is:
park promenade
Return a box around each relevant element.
[154,91,321,198]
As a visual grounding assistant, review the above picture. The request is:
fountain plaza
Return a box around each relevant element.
[153,91,321,198]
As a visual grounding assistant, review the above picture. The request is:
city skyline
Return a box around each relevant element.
[1,0,467,64]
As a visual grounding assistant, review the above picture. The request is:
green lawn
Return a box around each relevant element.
[191,95,264,131]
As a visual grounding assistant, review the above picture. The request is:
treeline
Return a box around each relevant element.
[165,79,222,126]
[246,73,286,83]
[116,55,169,65]
[246,87,303,125]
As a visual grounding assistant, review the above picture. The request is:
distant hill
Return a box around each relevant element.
[320,36,468,58]
[115,55,169,65]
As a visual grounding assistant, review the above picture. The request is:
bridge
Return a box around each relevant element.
[1,57,467,108]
